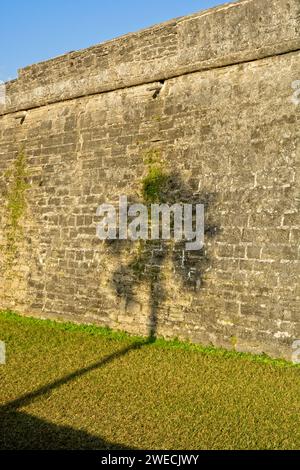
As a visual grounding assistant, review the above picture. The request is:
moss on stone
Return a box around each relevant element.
[141,148,169,203]
[4,147,30,257]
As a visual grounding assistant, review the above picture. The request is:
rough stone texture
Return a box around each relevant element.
[1,0,299,115]
[0,0,299,360]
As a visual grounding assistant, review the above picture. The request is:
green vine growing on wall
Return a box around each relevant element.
[4,146,30,258]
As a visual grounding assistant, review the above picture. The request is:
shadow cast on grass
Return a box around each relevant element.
[0,410,134,450]
[1,341,147,412]
[0,341,149,450]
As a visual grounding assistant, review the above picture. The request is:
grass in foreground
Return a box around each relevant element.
[0,310,299,450]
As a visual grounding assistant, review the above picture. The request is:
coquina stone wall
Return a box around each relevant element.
[0,0,299,359]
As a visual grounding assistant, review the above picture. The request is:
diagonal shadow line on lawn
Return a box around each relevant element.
[1,339,152,413]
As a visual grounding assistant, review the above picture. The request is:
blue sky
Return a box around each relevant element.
[0,0,225,82]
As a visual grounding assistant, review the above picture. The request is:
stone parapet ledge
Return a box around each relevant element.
[0,0,299,115]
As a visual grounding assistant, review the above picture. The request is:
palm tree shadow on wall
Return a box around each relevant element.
[107,171,220,340]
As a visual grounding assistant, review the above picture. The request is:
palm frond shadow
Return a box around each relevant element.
[108,172,220,340]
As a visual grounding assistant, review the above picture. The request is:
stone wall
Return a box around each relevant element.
[0,0,299,359]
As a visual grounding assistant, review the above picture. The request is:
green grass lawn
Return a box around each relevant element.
[0,310,299,450]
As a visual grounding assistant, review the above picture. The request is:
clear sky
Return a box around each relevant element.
[0,0,226,82]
